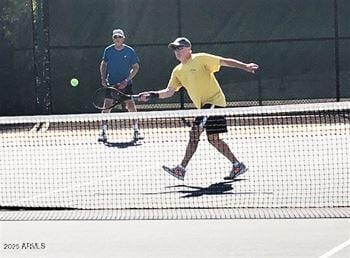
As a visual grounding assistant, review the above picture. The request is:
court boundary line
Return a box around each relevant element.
[318,238,350,258]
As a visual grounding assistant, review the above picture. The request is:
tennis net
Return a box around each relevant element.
[0,102,349,220]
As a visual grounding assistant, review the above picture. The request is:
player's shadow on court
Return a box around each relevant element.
[104,140,141,148]
[165,180,252,198]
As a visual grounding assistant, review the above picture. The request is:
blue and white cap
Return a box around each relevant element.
[168,37,191,49]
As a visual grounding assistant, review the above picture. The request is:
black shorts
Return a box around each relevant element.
[105,84,134,101]
[120,84,134,95]
[194,104,228,135]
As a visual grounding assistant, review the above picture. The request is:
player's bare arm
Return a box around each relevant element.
[100,60,108,87]
[129,63,139,80]
[220,58,259,74]
[124,63,140,84]
[139,85,176,102]
[119,63,140,89]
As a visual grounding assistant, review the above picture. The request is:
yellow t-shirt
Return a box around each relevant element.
[168,53,226,109]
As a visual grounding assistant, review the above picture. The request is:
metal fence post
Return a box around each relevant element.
[31,0,51,114]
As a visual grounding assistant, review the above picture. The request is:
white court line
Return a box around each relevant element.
[318,238,350,258]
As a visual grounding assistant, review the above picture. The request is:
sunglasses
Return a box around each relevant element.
[174,46,186,51]
[113,35,124,39]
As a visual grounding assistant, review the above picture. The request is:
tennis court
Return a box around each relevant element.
[1,1,350,257]
[1,102,349,258]
[1,218,349,258]
[1,102,349,220]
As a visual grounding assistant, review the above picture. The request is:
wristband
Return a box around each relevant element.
[148,92,159,100]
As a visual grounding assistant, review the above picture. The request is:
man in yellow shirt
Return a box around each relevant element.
[140,37,259,180]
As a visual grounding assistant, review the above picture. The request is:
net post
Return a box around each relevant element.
[31,0,52,115]
[333,0,340,102]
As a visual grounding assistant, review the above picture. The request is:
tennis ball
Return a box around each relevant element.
[70,78,79,87]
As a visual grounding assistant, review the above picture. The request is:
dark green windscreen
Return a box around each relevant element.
[1,0,349,115]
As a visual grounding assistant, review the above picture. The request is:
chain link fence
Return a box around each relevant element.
[1,0,349,115]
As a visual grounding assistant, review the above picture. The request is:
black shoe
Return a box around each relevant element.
[133,130,144,141]
[98,130,107,142]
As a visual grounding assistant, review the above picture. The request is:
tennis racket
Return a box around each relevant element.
[182,104,214,129]
[92,86,139,110]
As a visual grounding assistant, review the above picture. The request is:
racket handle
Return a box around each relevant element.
[199,116,208,129]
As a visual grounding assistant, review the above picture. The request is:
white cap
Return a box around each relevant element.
[112,29,125,38]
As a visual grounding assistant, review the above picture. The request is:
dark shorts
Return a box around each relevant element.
[105,84,133,101]
[194,104,228,135]
[120,84,133,96]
